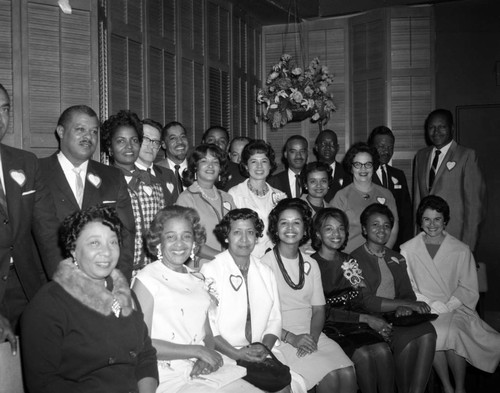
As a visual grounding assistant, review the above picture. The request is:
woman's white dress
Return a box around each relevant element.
[401,232,500,373]
[135,261,261,392]
[261,251,353,389]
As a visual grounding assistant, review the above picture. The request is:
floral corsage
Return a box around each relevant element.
[341,258,364,288]
[204,277,220,307]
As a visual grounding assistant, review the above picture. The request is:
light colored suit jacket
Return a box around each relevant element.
[200,250,282,347]
[413,141,486,250]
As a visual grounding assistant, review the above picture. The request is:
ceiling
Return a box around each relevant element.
[231,0,461,25]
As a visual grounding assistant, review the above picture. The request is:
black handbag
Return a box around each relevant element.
[236,342,292,392]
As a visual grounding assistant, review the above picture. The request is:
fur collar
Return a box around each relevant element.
[53,259,133,317]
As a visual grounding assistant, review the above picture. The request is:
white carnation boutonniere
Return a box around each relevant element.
[341,258,364,288]
[204,277,220,307]
[271,191,287,207]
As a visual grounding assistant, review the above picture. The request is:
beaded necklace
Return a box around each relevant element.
[196,183,219,201]
[273,246,305,290]
[247,181,269,197]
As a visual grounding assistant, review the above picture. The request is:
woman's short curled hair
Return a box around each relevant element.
[300,161,333,191]
[101,110,143,159]
[268,198,313,246]
[416,195,450,227]
[240,139,278,177]
[360,203,395,233]
[59,206,123,259]
[311,208,349,251]
[145,206,206,257]
[214,208,264,249]
[342,142,380,174]
[183,144,229,188]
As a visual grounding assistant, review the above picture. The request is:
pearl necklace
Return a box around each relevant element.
[247,181,269,197]
[197,183,219,201]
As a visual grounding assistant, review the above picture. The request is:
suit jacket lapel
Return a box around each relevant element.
[421,148,433,192]
[433,141,457,186]
[1,146,22,232]
[50,153,80,209]
[83,161,102,209]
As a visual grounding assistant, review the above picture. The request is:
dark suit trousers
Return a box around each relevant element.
[0,266,28,333]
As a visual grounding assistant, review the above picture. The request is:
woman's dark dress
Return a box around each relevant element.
[312,251,384,357]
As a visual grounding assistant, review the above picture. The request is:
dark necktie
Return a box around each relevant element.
[0,180,8,218]
[428,150,441,191]
[174,164,183,192]
[295,174,302,198]
[381,165,389,188]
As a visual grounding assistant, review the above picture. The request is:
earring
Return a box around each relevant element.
[156,244,163,261]
[73,257,79,267]
[190,246,196,261]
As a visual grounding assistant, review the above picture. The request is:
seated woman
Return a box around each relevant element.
[311,207,395,393]
[200,208,292,393]
[331,142,399,253]
[21,206,158,393]
[101,110,166,272]
[228,140,287,258]
[300,161,332,215]
[176,144,235,268]
[401,195,500,393]
[133,206,260,393]
[261,198,357,393]
[351,203,436,393]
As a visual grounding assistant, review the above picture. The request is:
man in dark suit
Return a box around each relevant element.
[0,83,60,350]
[39,105,136,280]
[314,129,351,203]
[413,109,486,251]
[136,119,179,204]
[368,126,413,250]
[224,136,250,191]
[268,135,308,198]
[156,121,189,194]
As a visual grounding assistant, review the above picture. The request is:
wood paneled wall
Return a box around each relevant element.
[262,6,434,179]
[0,0,99,157]
[107,0,262,146]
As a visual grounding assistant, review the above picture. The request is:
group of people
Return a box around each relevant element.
[1,77,499,393]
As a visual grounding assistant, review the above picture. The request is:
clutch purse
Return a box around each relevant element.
[384,312,438,326]
[236,342,291,392]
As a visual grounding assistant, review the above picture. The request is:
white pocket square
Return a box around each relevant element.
[394,184,402,189]
[22,190,36,196]
[102,200,116,204]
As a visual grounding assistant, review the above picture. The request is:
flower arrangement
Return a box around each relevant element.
[257,54,336,129]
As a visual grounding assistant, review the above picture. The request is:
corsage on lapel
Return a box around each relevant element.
[339,178,344,186]
[376,197,386,204]
[223,200,232,212]
[389,256,404,265]
[391,176,402,189]
[166,182,174,193]
[87,173,102,188]
[271,191,287,207]
[10,169,26,187]
[446,161,456,171]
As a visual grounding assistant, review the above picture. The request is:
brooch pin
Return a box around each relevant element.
[10,169,26,187]
[87,173,102,188]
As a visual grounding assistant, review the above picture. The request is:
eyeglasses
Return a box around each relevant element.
[352,162,373,169]
[142,136,161,149]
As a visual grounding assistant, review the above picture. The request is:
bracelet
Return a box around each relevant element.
[283,331,289,343]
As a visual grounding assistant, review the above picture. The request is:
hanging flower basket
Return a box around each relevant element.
[257,54,336,129]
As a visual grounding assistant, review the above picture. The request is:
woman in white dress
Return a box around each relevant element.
[228,140,287,258]
[262,198,357,393]
[401,195,500,393]
[133,206,261,393]
[200,208,293,393]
